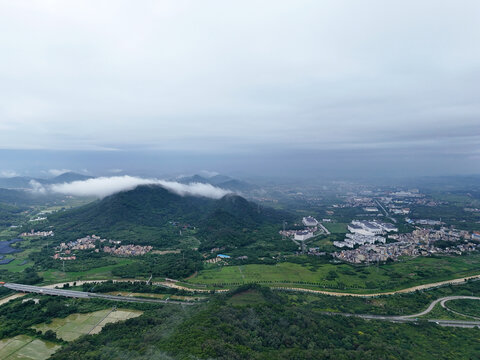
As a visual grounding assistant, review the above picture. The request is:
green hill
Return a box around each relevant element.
[47,185,290,250]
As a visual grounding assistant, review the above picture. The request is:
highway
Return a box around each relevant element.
[322,296,480,328]
[1,283,196,305]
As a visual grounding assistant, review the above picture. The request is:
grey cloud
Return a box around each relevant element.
[0,1,478,177]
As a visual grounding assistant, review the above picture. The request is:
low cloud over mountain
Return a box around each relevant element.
[32,175,231,199]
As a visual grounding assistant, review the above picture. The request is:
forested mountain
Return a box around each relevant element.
[0,172,91,190]
[49,172,92,183]
[0,176,36,189]
[46,185,289,249]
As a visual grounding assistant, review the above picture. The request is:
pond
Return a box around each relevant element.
[0,238,24,254]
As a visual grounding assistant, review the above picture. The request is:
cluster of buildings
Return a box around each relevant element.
[53,253,76,261]
[20,229,54,237]
[334,227,480,264]
[103,244,153,256]
[307,247,326,256]
[54,234,152,260]
[279,216,323,242]
[405,218,444,226]
[29,217,47,222]
[204,254,248,264]
[62,235,102,251]
[334,220,398,249]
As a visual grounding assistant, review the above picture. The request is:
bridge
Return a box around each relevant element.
[1,282,196,305]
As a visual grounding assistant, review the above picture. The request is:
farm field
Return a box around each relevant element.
[191,254,480,293]
[0,335,60,360]
[33,309,143,341]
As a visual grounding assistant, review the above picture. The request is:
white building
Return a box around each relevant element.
[295,230,314,241]
[302,216,318,227]
[349,221,381,236]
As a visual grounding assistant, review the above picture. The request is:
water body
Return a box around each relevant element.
[0,238,24,255]
[0,258,14,265]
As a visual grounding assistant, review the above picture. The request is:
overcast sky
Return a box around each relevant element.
[0,1,479,177]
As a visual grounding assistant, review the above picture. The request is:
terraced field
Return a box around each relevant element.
[33,309,143,341]
[0,335,60,360]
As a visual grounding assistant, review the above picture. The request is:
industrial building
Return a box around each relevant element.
[302,216,318,227]
[294,230,314,241]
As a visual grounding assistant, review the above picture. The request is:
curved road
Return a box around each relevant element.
[440,297,480,320]
[403,296,480,318]
[324,296,480,328]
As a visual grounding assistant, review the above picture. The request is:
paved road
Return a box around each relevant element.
[375,199,396,223]
[2,283,196,305]
[323,296,480,328]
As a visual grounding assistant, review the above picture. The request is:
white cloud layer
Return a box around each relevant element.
[48,169,71,176]
[41,176,231,199]
[0,170,19,178]
[29,180,47,195]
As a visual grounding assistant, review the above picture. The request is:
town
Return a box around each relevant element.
[334,226,480,264]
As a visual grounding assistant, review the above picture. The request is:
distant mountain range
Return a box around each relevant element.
[0,172,92,190]
[47,184,289,250]
[177,174,257,192]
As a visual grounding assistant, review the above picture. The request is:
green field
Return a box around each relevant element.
[323,222,348,234]
[0,335,60,360]
[33,309,142,341]
[446,299,480,318]
[191,254,480,293]
[228,289,266,306]
[40,258,135,284]
[310,236,337,252]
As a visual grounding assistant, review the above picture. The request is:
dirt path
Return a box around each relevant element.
[0,293,25,306]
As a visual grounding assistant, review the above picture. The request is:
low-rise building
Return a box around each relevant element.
[294,230,314,241]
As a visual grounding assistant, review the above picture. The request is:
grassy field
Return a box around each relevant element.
[40,258,135,284]
[33,309,143,341]
[446,299,480,318]
[310,236,337,252]
[0,228,20,241]
[323,222,348,234]
[0,335,60,360]
[419,303,472,321]
[228,289,266,306]
[191,254,480,293]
